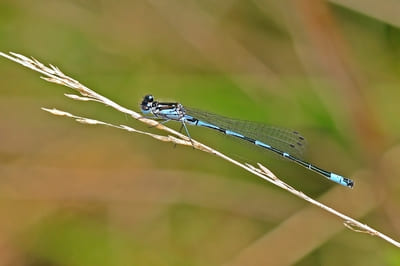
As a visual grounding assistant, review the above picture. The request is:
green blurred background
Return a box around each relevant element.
[1,1,400,265]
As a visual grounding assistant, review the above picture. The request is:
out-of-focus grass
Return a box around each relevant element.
[1,1,400,265]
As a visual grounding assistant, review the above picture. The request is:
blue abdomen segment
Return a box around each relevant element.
[254,140,271,149]
[330,173,354,188]
[196,120,223,130]
[225,130,245,138]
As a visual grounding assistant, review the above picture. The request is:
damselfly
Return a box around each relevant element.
[140,94,354,188]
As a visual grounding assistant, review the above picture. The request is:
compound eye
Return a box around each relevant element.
[141,94,154,113]
[144,94,154,103]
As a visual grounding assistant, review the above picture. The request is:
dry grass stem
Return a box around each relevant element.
[1,51,399,248]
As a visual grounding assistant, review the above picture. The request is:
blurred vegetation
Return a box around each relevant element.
[1,0,400,265]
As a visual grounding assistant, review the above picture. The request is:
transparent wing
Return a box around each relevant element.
[185,107,307,159]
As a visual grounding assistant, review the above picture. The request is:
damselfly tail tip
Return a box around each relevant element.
[346,178,354,189]
[330,173,354,189]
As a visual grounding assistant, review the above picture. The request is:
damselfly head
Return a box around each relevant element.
[141,94,155,113]
[143,94,154,103]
